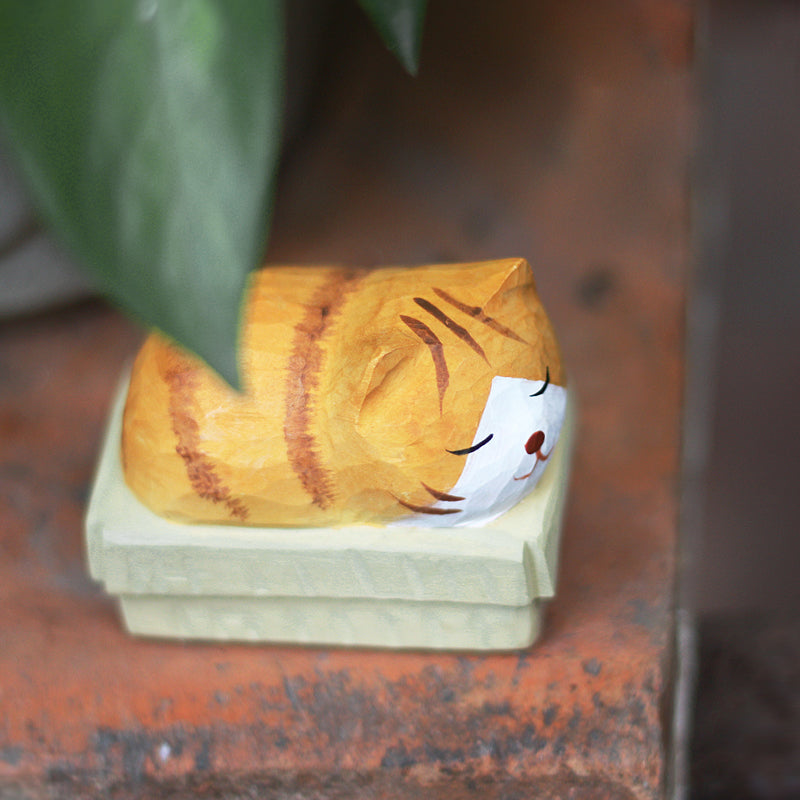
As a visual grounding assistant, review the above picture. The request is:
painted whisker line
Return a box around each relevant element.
[400,315,448,412]
[395,497,462,515]
[421,482,465,502]
[447,433,493,456]
[413,297,488,362]
[432,287,527,343]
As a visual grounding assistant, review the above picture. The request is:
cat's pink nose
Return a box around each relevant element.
[525,430,545,455]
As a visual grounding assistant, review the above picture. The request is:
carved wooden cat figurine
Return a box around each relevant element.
[122,258,567,527]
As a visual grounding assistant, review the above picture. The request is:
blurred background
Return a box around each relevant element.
[1,0,798,797]
[688,1,800,797]
[693,0,800,616]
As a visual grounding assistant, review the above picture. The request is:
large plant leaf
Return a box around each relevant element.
[358,0,427,75]
[0,1,284,387]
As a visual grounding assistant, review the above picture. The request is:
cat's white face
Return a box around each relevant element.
[396,374,567,527]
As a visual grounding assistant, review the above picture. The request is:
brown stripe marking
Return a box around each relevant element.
[422,482,465,502]
[400,315,449,413]
[396,497,462,515]
[413,297,488,362]
[432,287,528,343]
[166,366,250,521]
[284,269,366,509]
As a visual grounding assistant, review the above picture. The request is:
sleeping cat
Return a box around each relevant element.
[121,258,567,528]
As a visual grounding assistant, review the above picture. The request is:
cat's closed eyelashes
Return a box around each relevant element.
[122,258,567,528]
[447,433,494,456]
[530,367,550,397]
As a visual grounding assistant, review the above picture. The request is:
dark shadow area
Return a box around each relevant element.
[691,614,800,800]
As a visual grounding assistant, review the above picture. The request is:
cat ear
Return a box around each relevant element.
[479,257,535,305]
[355,341,442,443]
[361,346,414,413]
[434,258,535,310]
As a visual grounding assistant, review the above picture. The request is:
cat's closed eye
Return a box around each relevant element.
[446,433,494,456]
[529,366,550,397]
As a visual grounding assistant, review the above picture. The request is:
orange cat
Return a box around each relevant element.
[121,258,567,527]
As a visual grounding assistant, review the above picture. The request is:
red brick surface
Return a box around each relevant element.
[0,1,693,797]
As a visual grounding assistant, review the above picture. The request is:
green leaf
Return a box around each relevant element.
[358,0,427,75]
[0,0,285,387]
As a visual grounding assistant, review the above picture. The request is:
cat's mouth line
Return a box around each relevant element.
[513,448,552,481]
